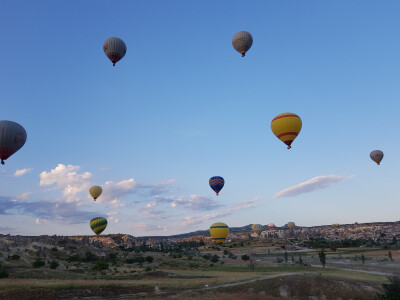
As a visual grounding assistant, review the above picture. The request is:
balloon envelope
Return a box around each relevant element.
[103,37,127,66]
[89,186,102,201]
[271,113,302,149]
[267,223,276,229]
[90,217,107,236]
[232,31,253,57]
[0,120,27,165]
[370,150,383,165]
[209,222,229,244]
[287,222,295,229]
[251,224,263,233]
[209,176,224,195]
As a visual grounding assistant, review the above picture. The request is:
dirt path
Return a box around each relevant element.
[115,273,297,299]
[311,264,396,276]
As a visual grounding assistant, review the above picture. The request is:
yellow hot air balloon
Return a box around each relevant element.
[287,222,295,229]
[271,113,302,149]
[89,186,102,201]
[251,224,263,233]
[209,222,229,244]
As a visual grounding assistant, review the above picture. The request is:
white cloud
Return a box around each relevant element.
[157,195,220,211]
[15,192,31,201]
[131,222,168,232]
[181,197,261,226]
[273,175,354,198]
[107,211,120,223]
[97,179,142,205]
[39,164,92,202]
[13,168,33,177]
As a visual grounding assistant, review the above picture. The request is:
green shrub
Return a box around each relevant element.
[211,255,219,263]
[145,256,153,263]
[9,254,20,260]
[32,258,45,268]
[0,269,9,278]
[241,255,250,261]
[51,247,58,252]
[93,261,109,271]
[49,260,59,269]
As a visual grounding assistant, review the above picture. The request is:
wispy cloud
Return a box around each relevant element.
[131,222,168,232]
[0,196,94,224]
[155,194,221,211]
[140,202,166,218]
[273,175,354,198]
[181,197,261,226]
[13,168,33,177]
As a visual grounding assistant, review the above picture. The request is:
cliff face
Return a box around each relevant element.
[0,222,399,250]
[259,223,400,241]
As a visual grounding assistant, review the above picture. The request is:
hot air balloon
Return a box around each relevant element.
[209,176,224,195]
[271,113,302,149]
[90,217,107,236]
[209,222,229,244]
[252,224,263,233]
[267,223,276,229]
[103,37,127,66]
[287,222,295,229]
[232,31,253,57]
[370,150,384,165]
[0,121,27,165]
[89,186,102,201]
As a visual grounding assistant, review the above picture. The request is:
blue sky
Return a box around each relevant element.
[1,0,399,236]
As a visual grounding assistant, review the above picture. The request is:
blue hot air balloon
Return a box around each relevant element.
[209,176,224,195]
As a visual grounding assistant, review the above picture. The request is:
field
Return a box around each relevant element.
[0,238,398,299]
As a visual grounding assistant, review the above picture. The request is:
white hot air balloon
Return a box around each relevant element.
[232,31,253,57]
[103,37,127,66]
[0,121,27,165]
[370,150,384,165]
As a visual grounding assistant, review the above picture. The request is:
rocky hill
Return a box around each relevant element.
[0,222,399,250]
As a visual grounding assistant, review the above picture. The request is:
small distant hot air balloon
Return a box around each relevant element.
[287,222,295,229]
[271,113,302,149]
[0,121,27,165]
[232,31,253,57]
[370,150,384,165]
[267,223,276,229]
[209,176,224,195]
[90,217,107,236]
[252,224,263,233]
[209,222,229,244]
[89,186,102,201]
[103,37,127,66]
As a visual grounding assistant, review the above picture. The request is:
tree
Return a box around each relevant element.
[145,256,154,263]
[361,254,366,265]
[107,253,117,264]
[0,269,8,279]
[9,254,20,260]
[93,261,109,271]
[299,253,303,264]
[284,251,288,263]
[49,260,59,269]
[241,254,250,261]
[374,275,400,300]
[32,258,45,268]
[211,255,219,263]
[388,251,393,261]
[317,249,326,268]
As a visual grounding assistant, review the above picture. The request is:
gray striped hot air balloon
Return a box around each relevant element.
[370,150,384,165]
[0,121,27,165]
[103,37,127,66]
[232,31,253,57]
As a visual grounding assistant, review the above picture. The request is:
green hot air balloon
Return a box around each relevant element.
[90,217,107,236]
